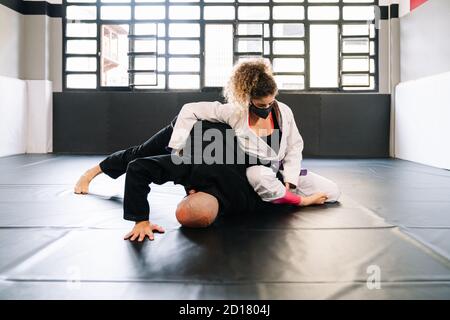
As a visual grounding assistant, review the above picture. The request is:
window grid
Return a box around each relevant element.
[62,0,379,92]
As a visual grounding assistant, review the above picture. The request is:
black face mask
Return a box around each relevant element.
[249,102,273,119]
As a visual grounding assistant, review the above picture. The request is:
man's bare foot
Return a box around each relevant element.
[299,192,328,206]
[74,165,102,195]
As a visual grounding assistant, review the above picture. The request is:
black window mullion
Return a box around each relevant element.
[165,0,169,91]
[200,0,205,90]
[338,0,343,92]
[304,1,310,91]
[96,0,101,90]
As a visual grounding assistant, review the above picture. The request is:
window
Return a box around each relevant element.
[63,0,378,91]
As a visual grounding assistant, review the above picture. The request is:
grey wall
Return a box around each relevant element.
[400,0,450,82]
[53,92,391,158]
[0,5,24,78]
[22,15,62,91]
[0,3,62,91]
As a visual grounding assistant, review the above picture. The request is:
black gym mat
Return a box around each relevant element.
[0,155,449,299]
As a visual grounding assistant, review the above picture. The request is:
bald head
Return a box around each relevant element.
[176,191,219,228]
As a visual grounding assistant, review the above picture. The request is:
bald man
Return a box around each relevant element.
[121,121,262,241]
[76,118,262,241]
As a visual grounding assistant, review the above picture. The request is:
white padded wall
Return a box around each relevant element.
[0,76,53,157]
[0,76,28,157]
[395,71,450,170]
[27,80,53,153]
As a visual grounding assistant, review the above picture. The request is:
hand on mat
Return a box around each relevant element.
[299,192,328,207]
[124,220,165,242]
[74,173,91,194]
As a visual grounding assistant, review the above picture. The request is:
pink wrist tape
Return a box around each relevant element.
[271,190,302,205]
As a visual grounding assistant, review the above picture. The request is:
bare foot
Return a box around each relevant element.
[299,192,328,206]
[74,165,102,195]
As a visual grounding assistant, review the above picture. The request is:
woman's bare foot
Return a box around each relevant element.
[74,165,102,195]
[299,192,328,206]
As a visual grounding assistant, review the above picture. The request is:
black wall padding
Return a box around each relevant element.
[53,92,391,157]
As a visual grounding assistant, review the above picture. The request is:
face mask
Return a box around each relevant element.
[249,102,273,119]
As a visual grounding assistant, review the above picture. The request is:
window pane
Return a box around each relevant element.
[237,38,263,53]
[169,23,200,37]
[237,23,264,36]
[342,38,369,54]
[134,73,158,86]
[205,24,233,87]
[169,40,200,54]
[342,74,369,86]
[204,6,235,20]
[273,23,304,38]
[308,6,339,20]
[264,41,270,55]
[342,57,369,72]
[157,40,166,54]
[169,58,200,72]
[274,75,304,90]
[66,6,96,20]
[273,6,304,20]
[343,6,375,20]
[101,25,129,86]
[273,40,304,55]
[101,6,131,20]
[273,58,304,72]
[169,74,200,89]
[66,23,96,37]
[134,23,158,35]
[343,76,375,91]
[310,24,338,88]
[134,57,157,71]
[238,6,270,20]
[169,6,200,19]
[342,24,371,36]
[66,40,97,54]
[135,6,165,20]
[66,57,97,72]
[134,39,157,53]
[67,74,96,89]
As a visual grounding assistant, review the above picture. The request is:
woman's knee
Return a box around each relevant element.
[246,165,285,200]
[245,166,264,188]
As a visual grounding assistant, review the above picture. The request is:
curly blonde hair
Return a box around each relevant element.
[222,58,278,111]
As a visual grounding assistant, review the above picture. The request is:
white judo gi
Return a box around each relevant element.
[168,100,340,203]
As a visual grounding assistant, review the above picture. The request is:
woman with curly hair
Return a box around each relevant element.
[168,58,340,206]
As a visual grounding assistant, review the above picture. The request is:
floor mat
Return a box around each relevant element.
[0,155,449,299]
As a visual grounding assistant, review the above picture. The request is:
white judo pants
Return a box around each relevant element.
[246,165,341,203]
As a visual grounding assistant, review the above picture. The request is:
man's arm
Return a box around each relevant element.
[123,154,191,241]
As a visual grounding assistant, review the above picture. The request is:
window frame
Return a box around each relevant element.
[62,0,379,93]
